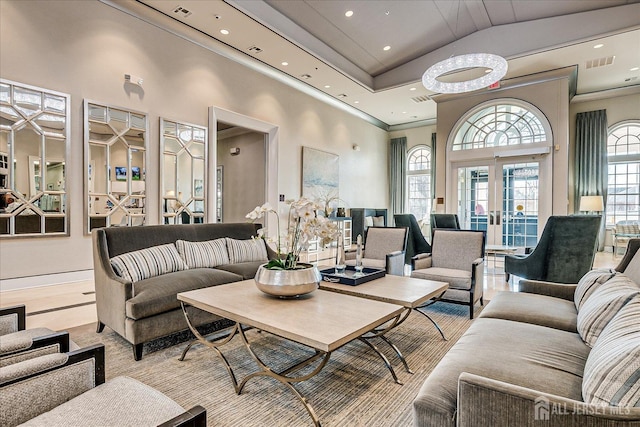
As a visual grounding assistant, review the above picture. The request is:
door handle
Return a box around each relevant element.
[496,210,501,225]
[489,212,494,225]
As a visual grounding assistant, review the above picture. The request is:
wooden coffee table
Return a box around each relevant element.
[178,280,405,427]
[319,274,449,379]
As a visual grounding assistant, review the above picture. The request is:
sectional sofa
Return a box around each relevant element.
[414,239,640,426]
[92,223,273,360]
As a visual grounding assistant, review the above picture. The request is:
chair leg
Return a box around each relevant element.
[469,302,475,320]
[504,272,510,282]
[133,343,143,361]
[480,296,484,306]
[96,321,105,333]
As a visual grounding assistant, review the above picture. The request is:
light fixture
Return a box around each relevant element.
[281,61,288,66]
[579,195,604,214]
[409,87,416,91]
[352,144,360,151]
[345,10,353,17]
[631,67,639,71]
[324,85,331,88]
[594,43,604,49]
[422,53,508,94]
[354,100,359,104]
[124,74,143,87]
[220,29,229,35]
[383,45,391,51]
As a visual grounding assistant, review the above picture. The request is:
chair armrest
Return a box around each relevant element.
[457,372,640,427]
[616,238,640,272]
[0,305,26,334]
[518,279,576,301]
[471,259,485,297]
[1,331,70,359]
[411,253,432,270]
[385,251,405,276]
[158,405,207,427]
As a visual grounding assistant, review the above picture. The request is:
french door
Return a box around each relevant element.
[450,156,551,248]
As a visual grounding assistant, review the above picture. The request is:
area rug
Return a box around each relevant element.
[68,302,477,427]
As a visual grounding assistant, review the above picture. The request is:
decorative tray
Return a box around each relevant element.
[319,266,385,286]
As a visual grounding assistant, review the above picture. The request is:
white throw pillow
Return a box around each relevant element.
[574,268,617,310]
[364,216,374,228]
[582,295,640,407]
[225,238,268,264]
[175,238,230,268]
[110,244,188,283]
[372,216,385,227]
[577,274,640,347]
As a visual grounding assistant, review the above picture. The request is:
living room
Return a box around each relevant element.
[1,0,639,426]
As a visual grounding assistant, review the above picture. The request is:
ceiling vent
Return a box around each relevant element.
[247,46,263,54]
[172,6,192,18]
[300,74,312,79]
[411,95,431,103]
[337,94,347,98]
[585,56,615,69]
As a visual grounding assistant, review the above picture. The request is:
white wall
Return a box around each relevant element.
[0,0,389,284]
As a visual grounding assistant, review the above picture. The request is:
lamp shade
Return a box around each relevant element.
[579,195,604,212]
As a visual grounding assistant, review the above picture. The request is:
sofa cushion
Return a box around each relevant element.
[574,268,617,310]
[623,248,640,285]
[577,274,640,347]
[126,269,242,320]
[110,244,188,283]
[411,267,471,290]
[413,318,589,425]
[583,295,640,407]
[225,238,268,264]
[479,291,578,332]
[175,238,229,268]
[215,261,265,280]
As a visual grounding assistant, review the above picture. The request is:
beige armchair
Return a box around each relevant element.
[411,229,486,318]
[0,344,206,426]
[345,226,408,276]
[612,220,640,256]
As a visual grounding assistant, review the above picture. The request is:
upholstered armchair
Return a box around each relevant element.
[612,221,640,256]
[345,226,408,276]
[0,305,75,367]
[411,229,486,319]
[394,214,431,264]
[430,213,461,231]
[0,344,207,426]
[504,215,601,284]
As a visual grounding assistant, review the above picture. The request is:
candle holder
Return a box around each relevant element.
[354,234,364,277]
[334,232,346,275]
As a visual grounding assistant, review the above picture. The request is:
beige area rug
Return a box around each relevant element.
[69,303,477,427]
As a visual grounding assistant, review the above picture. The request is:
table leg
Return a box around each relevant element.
[413,291,448,340]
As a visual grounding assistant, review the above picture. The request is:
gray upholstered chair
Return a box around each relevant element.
[411,229,486,319]
[394,214,431,264]
[0,305,74,367]
[345,226,408,276]
[0,344,206,427]
[504,215,601,283]
[430,213,461,230]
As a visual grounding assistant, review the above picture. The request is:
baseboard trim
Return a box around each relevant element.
[0,270,93,292]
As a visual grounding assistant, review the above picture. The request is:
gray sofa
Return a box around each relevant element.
[93,223,273,360]
[413,239,640,426]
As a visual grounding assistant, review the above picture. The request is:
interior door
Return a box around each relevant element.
[452,155,551,248]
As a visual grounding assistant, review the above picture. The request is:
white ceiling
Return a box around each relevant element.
[133,0,640,128]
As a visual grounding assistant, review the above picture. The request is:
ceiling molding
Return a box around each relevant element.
[571,85,640,103]
[388,118,437,132]
[100,0,389,130]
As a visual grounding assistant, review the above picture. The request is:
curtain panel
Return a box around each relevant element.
[575,109,608,250]
[389,137,407,219]
[431,132,437,211]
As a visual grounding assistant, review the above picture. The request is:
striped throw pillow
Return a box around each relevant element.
[175,239,230,268]
[574,269,617,310]
[110,244,188,283]
[583,295,640,407]
[577,274,640,347]
[226,238,268,264]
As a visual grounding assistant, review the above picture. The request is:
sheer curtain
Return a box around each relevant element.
[575,109,608,250]
[389,137,407,219]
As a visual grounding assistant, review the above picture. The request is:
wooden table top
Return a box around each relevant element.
[178,280,404,353]
[319,273,448,308]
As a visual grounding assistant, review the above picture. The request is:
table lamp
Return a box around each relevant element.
[579,195,604,214]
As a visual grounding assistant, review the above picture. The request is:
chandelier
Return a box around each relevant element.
[422,53,508,94]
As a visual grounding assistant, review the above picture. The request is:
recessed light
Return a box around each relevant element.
[281,61,288,66]
[345,10,353,17]
[631,67,640,71]
[220,29,229,35]
[354,101,359,104]
[409,87,417,91]
[324,85,331,88]
[383,45,391,51]
[402,111,407,114]
[593,43,604,49]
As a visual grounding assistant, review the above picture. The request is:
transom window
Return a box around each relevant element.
[453,104,547,151]
[606,121,640,225]
[406,146,431,222]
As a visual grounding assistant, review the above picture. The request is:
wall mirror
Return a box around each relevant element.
[160,118,207,224]
[0,80,69,237]
[85,101,147,233]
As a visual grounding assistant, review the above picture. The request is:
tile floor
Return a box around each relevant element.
[0,251,620,331]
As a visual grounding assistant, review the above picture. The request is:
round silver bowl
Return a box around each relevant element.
[254,263,321,298]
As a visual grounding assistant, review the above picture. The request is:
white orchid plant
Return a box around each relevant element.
[246,197,339,270]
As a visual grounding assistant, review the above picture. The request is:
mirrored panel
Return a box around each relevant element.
[85,101,147,233]
[160,119,207,224]
[0,80,69,237]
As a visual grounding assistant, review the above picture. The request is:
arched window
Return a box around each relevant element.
[406,145,431,222]
[606,121,640,225]
[453,104,548,151]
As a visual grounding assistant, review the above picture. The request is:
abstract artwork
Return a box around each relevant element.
[301,147,339,200]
